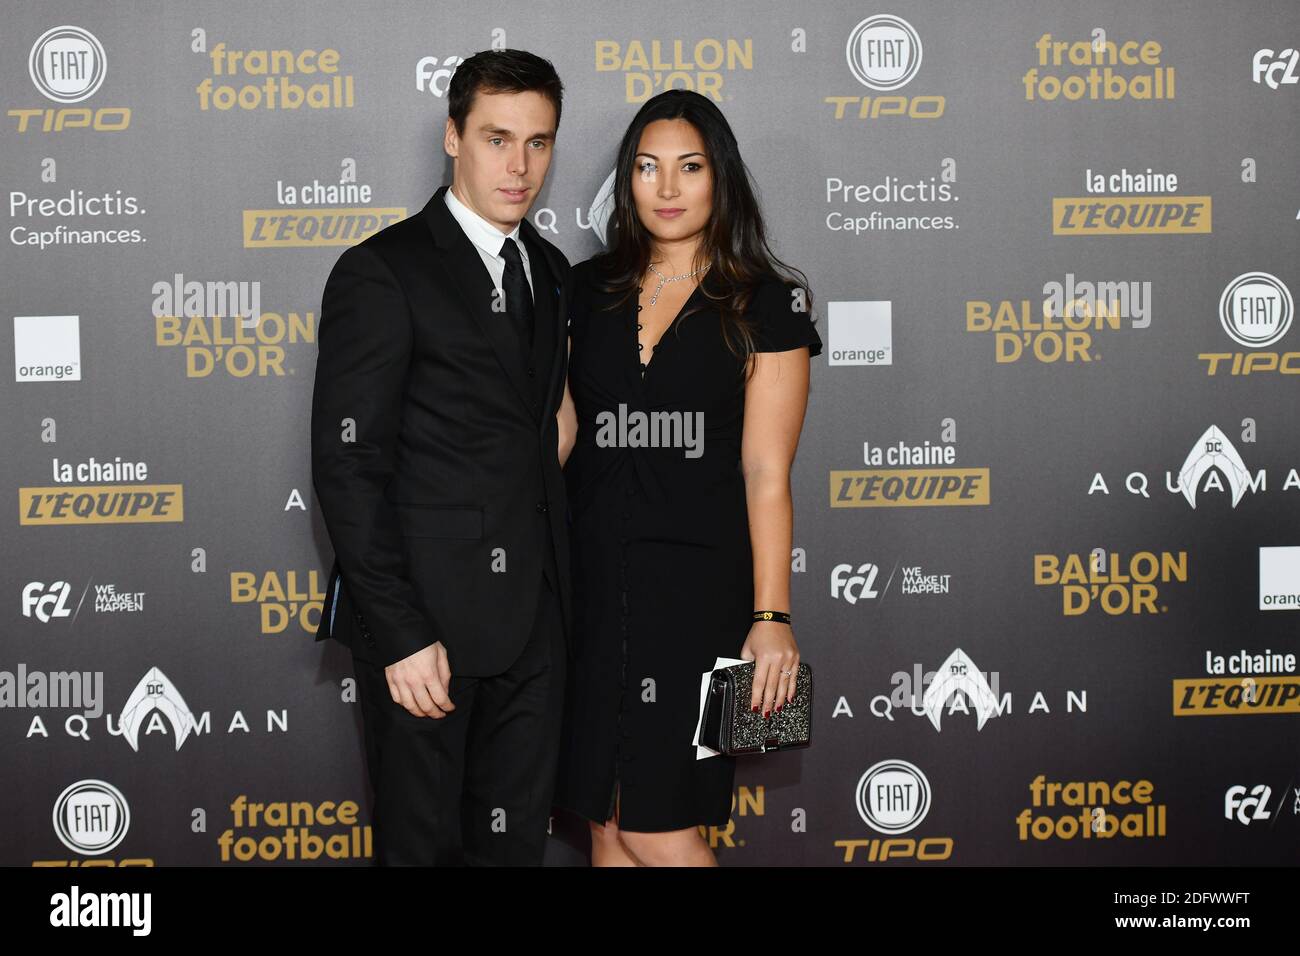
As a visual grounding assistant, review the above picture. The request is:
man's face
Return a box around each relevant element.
[444,89,556,235]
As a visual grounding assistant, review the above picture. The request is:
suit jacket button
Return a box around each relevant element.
[536,502,548,513]
[527,366,536,377]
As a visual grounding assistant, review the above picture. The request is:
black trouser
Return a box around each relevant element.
[352,574,566,865]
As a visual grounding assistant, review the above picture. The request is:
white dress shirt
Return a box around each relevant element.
[443,186,535,300]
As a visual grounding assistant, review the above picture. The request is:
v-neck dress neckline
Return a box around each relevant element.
[635,282,705,379]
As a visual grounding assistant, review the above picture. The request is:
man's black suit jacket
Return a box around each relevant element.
[311,185,572,675]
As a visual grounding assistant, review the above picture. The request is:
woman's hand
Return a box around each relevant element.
[740,620,799,717]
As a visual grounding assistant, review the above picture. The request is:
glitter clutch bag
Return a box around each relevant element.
[700,661,813,755]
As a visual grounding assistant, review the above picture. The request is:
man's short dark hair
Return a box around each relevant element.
[448,49,563,135]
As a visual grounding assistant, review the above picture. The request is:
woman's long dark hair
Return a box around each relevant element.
[592,89,812,373]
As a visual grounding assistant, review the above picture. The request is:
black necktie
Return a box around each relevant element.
[499,237,535,356]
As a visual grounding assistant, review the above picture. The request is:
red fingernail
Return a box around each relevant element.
[776,704,782,713]
[751,705,759,713]
[763,710,770,718]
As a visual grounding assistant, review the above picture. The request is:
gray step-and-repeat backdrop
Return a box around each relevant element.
[2,1,1296,866]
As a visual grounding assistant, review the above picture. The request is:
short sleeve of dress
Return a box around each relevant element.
[748,277,823,356]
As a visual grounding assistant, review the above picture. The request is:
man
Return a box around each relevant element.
[310,49,572,866]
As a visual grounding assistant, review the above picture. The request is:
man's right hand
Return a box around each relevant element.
[385,642,455,718]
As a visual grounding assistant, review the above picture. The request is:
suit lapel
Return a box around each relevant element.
[422,186,537,418]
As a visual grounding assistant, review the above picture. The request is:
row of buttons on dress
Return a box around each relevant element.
[636,287,647,374]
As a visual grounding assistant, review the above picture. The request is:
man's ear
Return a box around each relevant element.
[443,116,459,158]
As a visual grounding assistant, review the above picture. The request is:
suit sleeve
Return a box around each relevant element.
[311,243,440,666]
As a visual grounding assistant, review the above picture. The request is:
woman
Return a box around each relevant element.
[554,89,822,866]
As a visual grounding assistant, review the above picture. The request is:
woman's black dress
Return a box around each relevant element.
[553,257,823,832]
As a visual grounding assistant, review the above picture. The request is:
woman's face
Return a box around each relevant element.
[630,118,712,252]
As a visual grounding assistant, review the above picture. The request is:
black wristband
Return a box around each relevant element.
[753,610,791,625]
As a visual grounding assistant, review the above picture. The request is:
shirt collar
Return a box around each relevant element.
[444,185,523,259]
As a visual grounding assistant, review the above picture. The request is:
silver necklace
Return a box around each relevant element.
[646,261,705,305]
